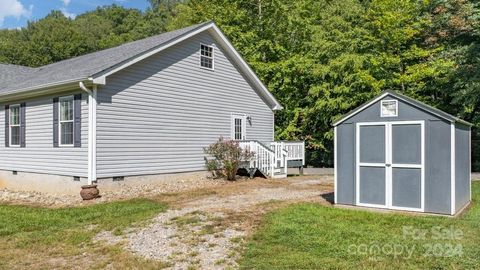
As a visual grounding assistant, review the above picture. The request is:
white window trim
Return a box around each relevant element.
[199,43,214,70]
[59,95,75,147]
[9,104,20,147]
[334,126,337,204]
[380,100,398,117]
[231,113,246,140]
[451,123,456,215]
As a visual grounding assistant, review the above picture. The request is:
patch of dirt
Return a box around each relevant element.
[95,175,334,270]
[0,188,79,207]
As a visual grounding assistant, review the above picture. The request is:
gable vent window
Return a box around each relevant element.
[200,44,214,69]
[381,100,398,117]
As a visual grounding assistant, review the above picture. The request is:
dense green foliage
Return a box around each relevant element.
[240,182,480,269]
[1,0,479,167]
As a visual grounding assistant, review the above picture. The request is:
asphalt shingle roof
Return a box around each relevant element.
[0,22,209,96]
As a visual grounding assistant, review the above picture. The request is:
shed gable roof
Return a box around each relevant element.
[0,22,282,110]
[333,91,472,126]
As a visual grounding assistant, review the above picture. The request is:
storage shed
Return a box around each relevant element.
[333,91,471,215]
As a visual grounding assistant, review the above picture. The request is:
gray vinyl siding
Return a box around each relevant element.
[0,92,88,177]
[455,123,471,212]
[96,31,274,178]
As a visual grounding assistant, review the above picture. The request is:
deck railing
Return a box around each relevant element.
[238,140,305,177]
[278,141,305,165]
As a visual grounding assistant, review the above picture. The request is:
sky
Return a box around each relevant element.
[0,0,151,29]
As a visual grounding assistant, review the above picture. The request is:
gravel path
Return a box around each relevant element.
[95,177,332,269]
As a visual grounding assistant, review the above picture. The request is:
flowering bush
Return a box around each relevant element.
[204,137,255,180]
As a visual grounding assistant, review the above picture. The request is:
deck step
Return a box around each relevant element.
[273,173,287,179]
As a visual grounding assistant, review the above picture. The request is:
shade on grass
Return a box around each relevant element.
[241,183,480,269]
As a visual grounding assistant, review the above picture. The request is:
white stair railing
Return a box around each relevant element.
[239,140,275,177]
[239,140,305,178]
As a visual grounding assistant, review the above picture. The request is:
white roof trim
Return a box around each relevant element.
[333,92,390,126]
[0,78,87,101]
[91,22,283,111]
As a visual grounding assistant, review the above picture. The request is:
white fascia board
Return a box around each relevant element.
[90,76,106,85]
[334,92,390,126]
[0,78,86,100]
[91,22,283,111]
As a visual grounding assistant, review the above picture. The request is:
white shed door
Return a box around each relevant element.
[356,121,424,212]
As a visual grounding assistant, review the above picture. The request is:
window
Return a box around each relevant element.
[200,44,214,69]
[59,96,74,146]
[381,100,398,117]
[9,105,20,146]
[231,114,246,140]
[234,118,243,140]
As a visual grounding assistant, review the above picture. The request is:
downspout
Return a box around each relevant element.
[79,82,97,185]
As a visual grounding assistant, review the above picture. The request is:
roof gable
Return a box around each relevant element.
[333,91,472,126]
[0,22,282,111]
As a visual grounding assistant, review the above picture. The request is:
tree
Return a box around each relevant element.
[0,4,179,67]
[1,0,480,168]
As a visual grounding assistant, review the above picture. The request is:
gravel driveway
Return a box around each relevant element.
[96,175,333,270]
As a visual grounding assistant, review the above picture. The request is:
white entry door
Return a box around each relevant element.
[356,121,425,212]
[231,114,246,140]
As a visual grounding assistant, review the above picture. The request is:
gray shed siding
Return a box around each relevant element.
[336,123,355,205]
[336,94,454,214]
[455,124,471,212]
[96,31,274,178]
[425,120,451,214]
[0,92,88,177]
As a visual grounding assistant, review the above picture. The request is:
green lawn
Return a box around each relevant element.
[241,182,480,269]
[0,199,168,269]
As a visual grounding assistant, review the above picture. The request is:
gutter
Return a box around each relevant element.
[0,78,87,99]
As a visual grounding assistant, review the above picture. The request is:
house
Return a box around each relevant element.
[333,91,471,215]
[0,22,304,195]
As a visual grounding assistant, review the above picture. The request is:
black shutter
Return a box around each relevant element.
[53,98,59,147]
[74,94,82,147]
[20,103,26,147]
[4,105,9,147]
